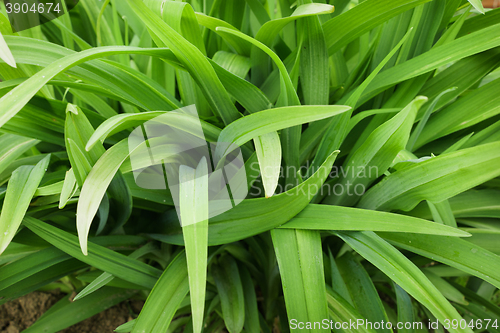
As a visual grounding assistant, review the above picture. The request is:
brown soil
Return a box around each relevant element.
[0,291,143,333]
[483,0,500,8]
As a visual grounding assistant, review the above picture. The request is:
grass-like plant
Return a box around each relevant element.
[1,0,500,332]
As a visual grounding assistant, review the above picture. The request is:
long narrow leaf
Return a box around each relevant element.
[180,158,209,333]
[0,155,50,254]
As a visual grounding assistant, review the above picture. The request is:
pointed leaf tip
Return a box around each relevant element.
[467,0,485,14]
[66,103,79,115]
[0,32,16,68]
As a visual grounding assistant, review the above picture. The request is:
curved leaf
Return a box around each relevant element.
[132,252,189,333]
[150,150,340,245]
[281,204,470,237]
[0,155,50,254]
[336,231,472,333]
[380,232,500,289]
[0,44,180,128]
[212,255,245,333]
[359,141,500,211]
[216,105,350,158]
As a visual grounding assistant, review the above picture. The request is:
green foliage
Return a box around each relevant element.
[0,0,499,332]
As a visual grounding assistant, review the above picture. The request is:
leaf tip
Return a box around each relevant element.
[327,149,341,159]
[85,142,93,152]
[415,95,429,103]
[458,230,472,237]
[78,223,89,255]
[66,103,79,115]
[0,243,8,256]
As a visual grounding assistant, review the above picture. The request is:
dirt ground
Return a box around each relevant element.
[0,291,143,333]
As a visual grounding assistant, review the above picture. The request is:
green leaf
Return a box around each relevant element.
[65,103,106,186]
[126,0,240,125]
[0,246,69,292]
[216,105,350,158]
[23,288,136,333]
[298,3,329,106]
[415,78,500,149]
[379,232,500,289]
[34,181,64,197]
[0,242,43,266]
[209,59,272,114]
[359,141,500,211]
[310,27,412,176]
[449,280,500,318]
[252,3,334,85]
[76,270,146,290]
[0,155,50,254]
[422,269,468,305]
[326,286,376,333]
[417,51,500,120]
[194,13,251,55]
[324,96,427,206]
[336,231,472,333]
[213,26,304,176]
[0,31,15,68]
[336,251,391,333]
[254,132,281,198]
[2,1,500,330]
[239,264,260,333]
[461,229,500,255]
[150,150,340,246]
[257,4,334,47]
[427,200,457,228]
[150,0,210,117]
[0,133,39,176]
[280,204,470,237]
[77,140,129,255]
[467,0,485,14]
[406,87,457,152]
[59,169,78,209]
[347,109,401,134]
[215,26,300,109]
[213,51,251,79]
[86,111,221,151]
[359,23,500,105]
[212,255,245,333]
[434,189,500,218]
[394,284,414,333]
[328,249,352,304]
[115,320,136,333]
[131,252,188,333]
[5,36,181,111]
[323,0,431,55]
[73,242,157,301]
[0,259,87,305]
[0,43,181,128]
[272,229,329,332]
[441,133,474,155]
[180,158,209,333]
[23,217,161,289]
